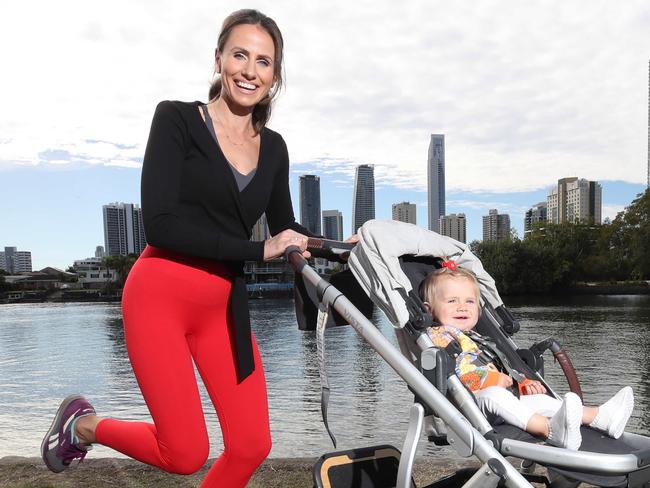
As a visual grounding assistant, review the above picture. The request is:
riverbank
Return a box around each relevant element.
[0,456,479,488]
[563,281,650,295]
[0,289,295,304]
[0,456,586,487]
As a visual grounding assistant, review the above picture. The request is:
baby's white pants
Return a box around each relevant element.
[473,386,563,430]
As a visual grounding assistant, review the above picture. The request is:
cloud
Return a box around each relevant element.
[447,199,530,216]
[1,0,649,193]
[602,204,626,221]
[105,160,143,169]
[85,140,138,150]
[22,140,143,168]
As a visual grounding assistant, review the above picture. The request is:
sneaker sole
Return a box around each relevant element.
[41,394,85,473]
[564,393,583,450]
[610,387,634,439]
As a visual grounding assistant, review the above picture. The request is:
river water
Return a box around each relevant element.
[1,295,649,459]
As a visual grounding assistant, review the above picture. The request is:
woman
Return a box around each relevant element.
[42,9,317,487]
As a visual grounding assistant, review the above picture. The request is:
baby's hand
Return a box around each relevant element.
[496,373,513,388]
[519,379,547,396]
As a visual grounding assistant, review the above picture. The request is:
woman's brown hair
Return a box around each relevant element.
[208,9,284,133]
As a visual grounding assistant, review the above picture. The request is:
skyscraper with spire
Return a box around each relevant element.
[647,60,649,188]
[427,134,446,232]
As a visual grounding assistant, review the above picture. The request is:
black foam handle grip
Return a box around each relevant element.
[307,238,356,261]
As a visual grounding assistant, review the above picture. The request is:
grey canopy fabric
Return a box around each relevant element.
[348,220,503,328]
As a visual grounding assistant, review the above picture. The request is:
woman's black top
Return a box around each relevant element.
[141,100,311,381]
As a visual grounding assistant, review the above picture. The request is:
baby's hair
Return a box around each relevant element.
[419,264,481,306]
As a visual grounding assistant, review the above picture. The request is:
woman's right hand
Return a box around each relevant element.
[263,229,310,261]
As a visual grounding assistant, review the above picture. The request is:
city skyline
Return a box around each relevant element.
[1,174,642,271]
[2,2,649,269]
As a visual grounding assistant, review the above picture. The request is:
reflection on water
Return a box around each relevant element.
[0,295,649,459]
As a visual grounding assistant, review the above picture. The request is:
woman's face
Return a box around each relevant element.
[216,24,276,111]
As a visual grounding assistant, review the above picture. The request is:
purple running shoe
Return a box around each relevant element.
[41,394,96,473]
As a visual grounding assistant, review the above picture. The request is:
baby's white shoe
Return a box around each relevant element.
[589,386,634,439]
[547,392,582,450]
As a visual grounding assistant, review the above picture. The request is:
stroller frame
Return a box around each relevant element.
[288,243,650,488]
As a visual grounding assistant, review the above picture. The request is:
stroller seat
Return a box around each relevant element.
[395,250,650,487]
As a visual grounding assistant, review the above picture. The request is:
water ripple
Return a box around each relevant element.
[0,296,649,459]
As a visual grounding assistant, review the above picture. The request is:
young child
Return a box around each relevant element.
[420,265,634,450]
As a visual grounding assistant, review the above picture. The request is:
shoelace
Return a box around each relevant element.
[58,439,91,465]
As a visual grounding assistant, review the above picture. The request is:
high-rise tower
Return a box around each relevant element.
[352,165,375,233]
[524,202,548,238]
[322,210,343,241]
[439,214,466,243]
[546,178,602,224]
[482,209,511,242]
[647,60,649,188]
[392,202,416,224]
[0,246,32,273]
[427,134,445,232]
[103,202,146,256]
[299,175,321,235]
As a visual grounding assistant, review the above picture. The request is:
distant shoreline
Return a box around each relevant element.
[560,282,650,295]
[1,281,648,305]
[0,292,295,305]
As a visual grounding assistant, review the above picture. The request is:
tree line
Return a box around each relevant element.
[470,189,650,295]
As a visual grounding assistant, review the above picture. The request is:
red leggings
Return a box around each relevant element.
[95,246,272,487]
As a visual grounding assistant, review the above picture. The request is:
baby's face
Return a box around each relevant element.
[431,276,479,331]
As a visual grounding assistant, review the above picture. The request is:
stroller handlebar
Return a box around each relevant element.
[306,238,356,262]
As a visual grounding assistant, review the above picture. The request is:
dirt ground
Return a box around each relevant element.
[0,456,595,487]
[0,456,482,487]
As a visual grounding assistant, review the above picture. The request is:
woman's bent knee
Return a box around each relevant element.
[161,442,209,475]
[228,435,271,467]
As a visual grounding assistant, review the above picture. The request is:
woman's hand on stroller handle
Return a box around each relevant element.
[264,230,311,261]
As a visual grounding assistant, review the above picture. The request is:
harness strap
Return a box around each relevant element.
[316,302,337,447]
[469,333,526,395]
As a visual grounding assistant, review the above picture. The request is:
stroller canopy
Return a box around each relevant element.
[348,220,504,328]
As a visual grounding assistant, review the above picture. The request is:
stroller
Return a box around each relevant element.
[291,219,650,488]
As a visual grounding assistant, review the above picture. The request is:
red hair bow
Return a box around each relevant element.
[441,260,457,271]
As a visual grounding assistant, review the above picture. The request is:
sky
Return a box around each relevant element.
[1,0,649,270]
